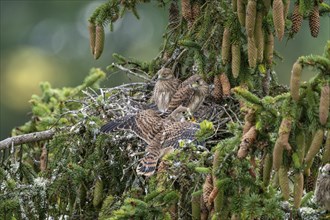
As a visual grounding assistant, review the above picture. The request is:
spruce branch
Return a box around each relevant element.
[0,129,55,150]
[298,55,330,72]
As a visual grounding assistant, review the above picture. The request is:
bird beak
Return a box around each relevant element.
[192,82,198,88]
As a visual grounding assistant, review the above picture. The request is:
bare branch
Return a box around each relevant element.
[111,63,151,81]
[0,129,55,150]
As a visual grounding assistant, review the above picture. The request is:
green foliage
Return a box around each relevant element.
[1,1,329,219]
[196,120,214,141]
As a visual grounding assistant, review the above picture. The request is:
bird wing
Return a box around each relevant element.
[100,115,136,132]
[168,86,195,111]
[101,109,164,145]
[161,122,200,149]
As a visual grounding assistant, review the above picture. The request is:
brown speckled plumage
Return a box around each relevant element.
[168,74,209,113]
[315,163,330,211]
[152,68,181,112]
[101,108,199,176]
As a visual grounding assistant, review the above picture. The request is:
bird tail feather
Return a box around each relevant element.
[100,116,135,133]
[136,154,159,176]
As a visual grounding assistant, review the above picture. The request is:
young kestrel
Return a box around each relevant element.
[315,163,330,211]
[152,68,181,112]
[100,107,199,176]
[168,74,209,113]
[136,120,199,176]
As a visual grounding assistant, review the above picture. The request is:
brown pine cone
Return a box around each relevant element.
[212,74,223,100]
[255,11,264,63]
[237,0,246,26]
[222,27,231,65]
[309,4,320,38]
[272,0,285,41]
[231,43,241,78]
[94,24,105,60]
[291,2,303,34]
[264,31,274,66]
[283,0,291,19]
[246,0,257,38]
[169,1,180,29]
[220,73,231,97]
[247,37,257,68]
[88,22,96,55]
[202,174,213,210]
[181,0,193,24]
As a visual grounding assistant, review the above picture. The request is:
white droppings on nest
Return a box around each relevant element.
[34,177,49,188]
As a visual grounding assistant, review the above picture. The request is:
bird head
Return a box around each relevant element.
[157,68,173,80]
[194,77,209,95]
[321,163,330,177]
[169,105,193,122]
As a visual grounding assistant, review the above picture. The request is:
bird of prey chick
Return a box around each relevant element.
[168,74,209,113]
[315,163,330,211]
[152,67,181,112]
[100,106,199,176]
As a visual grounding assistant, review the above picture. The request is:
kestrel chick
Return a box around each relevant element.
[136,120,200,176]
[168,74,209,113]
[101,109,164,145]
[152,68,181,112]
[100,107,199,176]
[315,163,330,211]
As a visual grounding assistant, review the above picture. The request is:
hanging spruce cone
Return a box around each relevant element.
[263,0,271,11]
[93,177,104,207]
[279,166,290,200]
[222,27,231,65]
[264,31,274,66]
[232,0,237,11]
[263,153,272,187]
[231,42,241,78]
[278,117,293,151]
[309,4,320,38]
[169,1,180,29]
[202,174,213,210]
[220,73,231,97]
[305,173,317,192]
[237,0,246,27]
[291,2,303,34]
[290,61,302,101]
[293,172,304,208]
[94,24,105,60]
[322,131,330,163]
[247,37,257,68]
[319,83,329,125]
[272,0,285,41]
[246,0,257,38]
[305,129,324,165]
[273,139,284,171]
[238,126,257,158]
[88,22,96,55]
[181,0,193,25]
[255,11,264,63]
[212,74,223,100]
[40,145,48,171]
[243,109,255,135]
[192,1,201,20]
[283,0,291,19]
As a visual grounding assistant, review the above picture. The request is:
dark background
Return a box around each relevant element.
[0,0,329,140]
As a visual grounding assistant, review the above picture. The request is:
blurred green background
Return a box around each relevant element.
[0,1,329,140]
